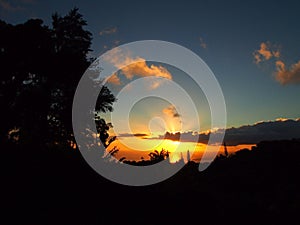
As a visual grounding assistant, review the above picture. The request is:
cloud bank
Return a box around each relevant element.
[151,118,300,146]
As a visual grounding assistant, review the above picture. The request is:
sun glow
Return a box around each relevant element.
[172,141,180,145]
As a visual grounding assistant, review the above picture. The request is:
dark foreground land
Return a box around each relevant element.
[2,139,299,225]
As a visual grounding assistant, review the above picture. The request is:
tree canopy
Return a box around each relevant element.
[0,8,115,151]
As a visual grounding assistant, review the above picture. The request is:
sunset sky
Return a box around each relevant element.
[2,0,300,161]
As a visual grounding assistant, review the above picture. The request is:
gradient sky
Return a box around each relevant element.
[2,0,300,129]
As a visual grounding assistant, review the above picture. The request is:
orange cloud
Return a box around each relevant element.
[99,27,117,36]
[147,78,166,90]
[107,73,121,85]
[199,37,207,49]
[275,60,300,85]
[273,50,280,58]
[253,42,280,64]
[104,47,172,88]
[121,61,172,80]
[258,42,272,60]
[163,105,180,118]
[275,60,285,71]
[253,41,300,85]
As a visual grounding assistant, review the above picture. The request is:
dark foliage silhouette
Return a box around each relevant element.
[149,148,170,162]
[0,7,115,151]
[122,149,170,166]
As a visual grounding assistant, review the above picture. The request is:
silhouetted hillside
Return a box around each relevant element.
[2,139,299,225]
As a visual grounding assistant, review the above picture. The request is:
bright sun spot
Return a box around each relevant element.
[172,141,180,145]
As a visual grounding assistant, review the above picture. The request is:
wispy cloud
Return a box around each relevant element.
[199,37,207,49]
[99,27,117,36]
[118,133,149,138]
[275,60,300,85]
[0,0,23,11]
[162,105,180,118]
[100,40,121,56]
[103,47,172,89]
[253,42,280,64]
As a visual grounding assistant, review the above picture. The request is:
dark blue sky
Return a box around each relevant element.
[1,0,300,127]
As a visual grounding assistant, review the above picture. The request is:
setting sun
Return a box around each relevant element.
[172,141,180,145]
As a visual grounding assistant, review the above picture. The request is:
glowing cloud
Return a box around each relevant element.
[104,47,172,88]
[162,105,180,118]
[275,60,300,85]
[254,41,300,85]
[121,61,172,80]
[107,73,121,85]
[253,42,280,64]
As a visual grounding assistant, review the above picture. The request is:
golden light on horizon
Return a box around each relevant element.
[172,141,180,145]
[105,136,255,163]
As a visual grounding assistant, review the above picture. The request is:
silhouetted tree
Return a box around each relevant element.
[48,8,93,147]
[0,8,116,151]
[0,18,53,147]
[149,149,170,162]
[52,8,91,58]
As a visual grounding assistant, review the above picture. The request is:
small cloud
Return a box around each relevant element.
[276,117,289,122]
[107,73,121,85]
[118,133,149,138]
[199,37,207,49]
[104,47,172,86]
[149,79,161,90]
[258,42,273,60]
[275,60,285,71]
[99,27,117,36]
[275,60,300,85]
[122,61,172,80]
[133,133,149,137]
[147,78,169,90]
[99,40,122,56]
[113,40,120,45]
[254,41,300,85]
[253,42,280,64]
[273,50,280,58]
[163,105,180,118]
[0,0,23,11]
